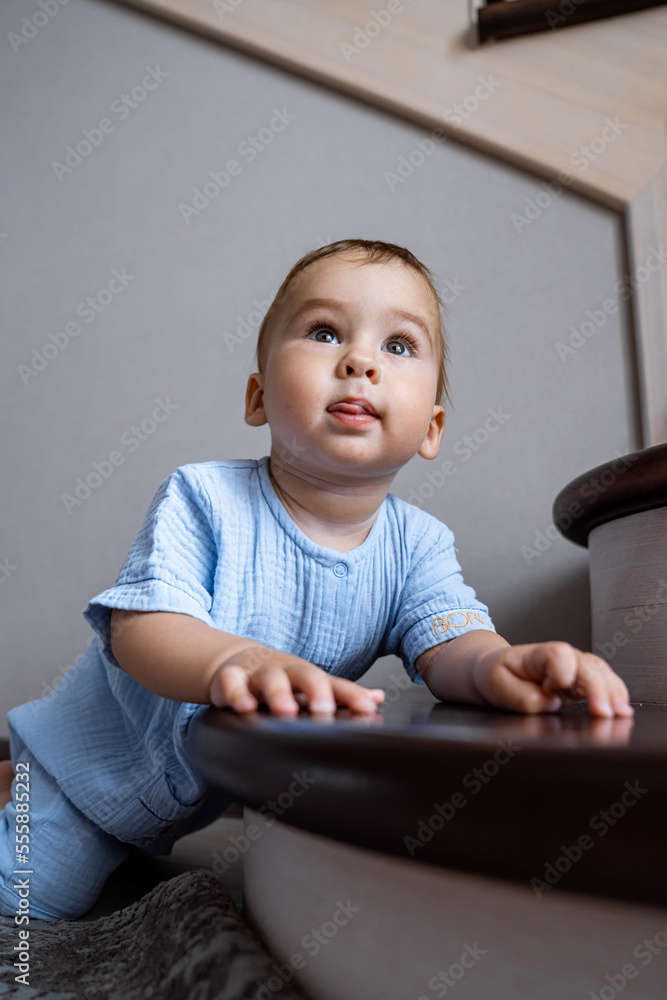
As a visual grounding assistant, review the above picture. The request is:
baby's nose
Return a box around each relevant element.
[346,363,376,378]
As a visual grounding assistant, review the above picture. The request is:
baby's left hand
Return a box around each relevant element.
[473,641,634,718]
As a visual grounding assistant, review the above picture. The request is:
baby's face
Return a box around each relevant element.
[246,253,444,482]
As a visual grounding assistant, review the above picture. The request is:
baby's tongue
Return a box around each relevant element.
[330,403,367,414]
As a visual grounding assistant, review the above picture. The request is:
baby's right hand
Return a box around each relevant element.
[208,644,385,717]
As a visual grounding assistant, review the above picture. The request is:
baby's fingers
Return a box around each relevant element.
[294,673,383,714]
[212,660,385,718]
[211,663,259,713]
[247,665,303,716]
[214,663,302,716]
[281,668,338,714]
[575,654,634,719]
[474,657,563,715]
[330,677,385,714]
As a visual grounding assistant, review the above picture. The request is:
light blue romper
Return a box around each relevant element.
[0,457,495,920]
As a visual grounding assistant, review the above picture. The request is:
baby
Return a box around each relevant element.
[0,238,632,922]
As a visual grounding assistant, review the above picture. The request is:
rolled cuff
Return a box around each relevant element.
[84,579,216,668]
[401,608,496,683]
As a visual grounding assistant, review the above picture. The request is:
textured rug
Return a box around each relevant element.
[0,870,311,1000]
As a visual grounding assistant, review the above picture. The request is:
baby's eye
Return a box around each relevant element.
[308,327,339,344]
[384,337,414,357]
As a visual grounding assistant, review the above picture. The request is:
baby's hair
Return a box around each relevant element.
[253,239,450,409]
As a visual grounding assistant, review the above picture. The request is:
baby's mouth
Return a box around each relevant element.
[326,401,380,426]
[326,399,379,418]
[328,403,372,415]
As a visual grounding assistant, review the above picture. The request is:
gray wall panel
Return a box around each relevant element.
[0,0,639,725]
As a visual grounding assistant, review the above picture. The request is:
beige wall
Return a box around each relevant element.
[0,0,639,729]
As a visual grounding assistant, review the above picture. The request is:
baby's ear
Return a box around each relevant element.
[418,405,445,460]
[244,373,267,426]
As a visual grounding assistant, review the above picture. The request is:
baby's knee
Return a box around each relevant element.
[0,845,127,922]
[0,876,89,922]
[0,760,132,921]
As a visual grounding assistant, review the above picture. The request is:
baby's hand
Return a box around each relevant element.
[209,645,385,717]
[472,641,634,719]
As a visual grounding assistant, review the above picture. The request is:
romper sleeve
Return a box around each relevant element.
[83,466,217,669]
[387,519,496,684]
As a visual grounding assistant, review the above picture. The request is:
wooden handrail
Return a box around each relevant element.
[552,444,667,547]
[470,0,667,45]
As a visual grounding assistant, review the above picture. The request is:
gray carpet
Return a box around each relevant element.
[0,870,311,999]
